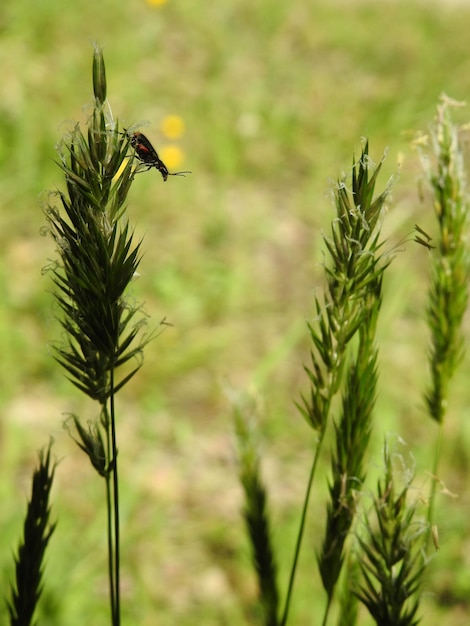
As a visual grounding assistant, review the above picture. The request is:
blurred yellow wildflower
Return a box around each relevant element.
[161,115,185,140]
[159,144,185,169]
[146,0,168,6]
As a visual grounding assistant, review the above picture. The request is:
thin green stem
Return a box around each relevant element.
[321,594,333,626]
[280,433,325,626]
[102,402,117,625]
[103,368,120,626]
[105,472,116,625]
[109,368,120,626]
[427,423,443,537]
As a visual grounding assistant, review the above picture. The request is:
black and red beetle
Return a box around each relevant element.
[125,130,191,182]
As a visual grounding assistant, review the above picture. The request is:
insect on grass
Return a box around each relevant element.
[124,130,191,182]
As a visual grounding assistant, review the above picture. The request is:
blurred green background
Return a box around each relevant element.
[2,0,470,624]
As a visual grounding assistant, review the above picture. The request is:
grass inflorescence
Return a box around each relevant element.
[41,45,153,626]
[234,103,470,625]
[7,442,56,626]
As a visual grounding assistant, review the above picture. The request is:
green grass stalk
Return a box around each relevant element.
[109,381,120,626]
[416,95,470,530]
[280,445,322,626]
[44,45,152,626]
[282,144,395,625]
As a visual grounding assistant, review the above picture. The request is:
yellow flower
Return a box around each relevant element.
[159,144,185,169]
[146,0,168,6]
[160,115,185,140]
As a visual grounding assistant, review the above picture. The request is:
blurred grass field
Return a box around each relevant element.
[2,0,470,624]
